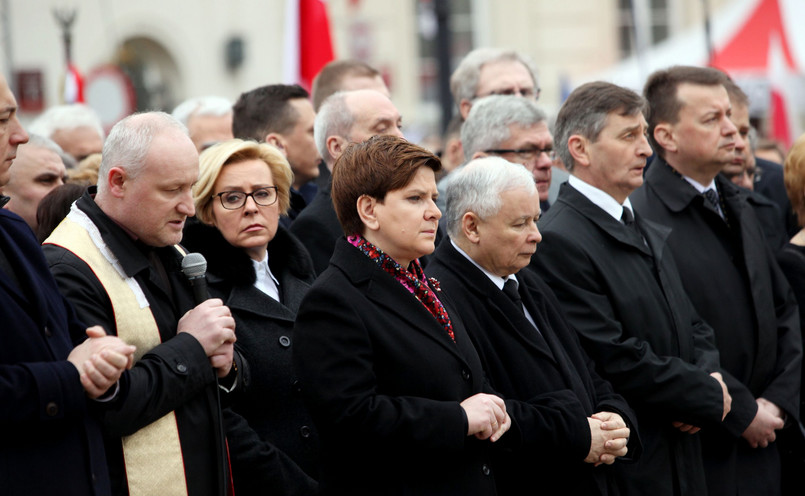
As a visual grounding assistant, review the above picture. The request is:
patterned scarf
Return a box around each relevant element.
[348,234,455,342]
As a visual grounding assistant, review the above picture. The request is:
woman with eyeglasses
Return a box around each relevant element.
[182,139,320,495]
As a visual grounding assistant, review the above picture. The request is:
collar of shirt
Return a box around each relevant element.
[251,253,281,302]
[681,175,717,195]
[568,175,634,221]
[450,239,517,290]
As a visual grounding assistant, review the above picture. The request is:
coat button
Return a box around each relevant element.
[481,464,491,476]
[461,369,470,381]
[300,425,311,438]
[278,336,291,348]
[46,402,59,416]
[176,363,188,373]
[44,326,52,337]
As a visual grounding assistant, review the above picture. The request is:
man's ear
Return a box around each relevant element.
[461,211,482,244]
[567,135,591,169]
[471,150,488,160]
[107,167,128,198]
[265,133,287,156]
[459,99,473,120]
[653,123,677,154]
[327,135,348,163]
[356,194,380,232]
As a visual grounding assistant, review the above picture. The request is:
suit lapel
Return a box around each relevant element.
[331,239,467,362]
[226,284,296,322]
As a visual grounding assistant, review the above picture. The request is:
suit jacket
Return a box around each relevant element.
[755,157,799,237]
[631,159,802,496]
[289,179,342,275]
[531,182,727,496]
[293,238,513,495]
[182,220,320,495]
[0,208,115,495]
[44,191,229,496]
[427,240,639,495]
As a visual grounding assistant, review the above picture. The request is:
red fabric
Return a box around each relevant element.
[709,0,796,72]
[298,0,335,91]
[769,89,791,149]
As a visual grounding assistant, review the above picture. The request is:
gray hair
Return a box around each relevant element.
[445,156,537,239]
[461,95,547,161]
[450,48,539,109]
[97,112,188,194]
[314,91,355,166]
[748,126,758,153]
[28,104,104,140]
[171,96,233,126]
[22,133,64,155]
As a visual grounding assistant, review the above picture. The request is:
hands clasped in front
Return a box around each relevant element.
[178,298,237,377]
[461,393,511,442]
[672,371,732,435]
[586,411,630,466]
[68,326,136,399]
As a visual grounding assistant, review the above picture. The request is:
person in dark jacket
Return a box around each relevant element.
[427,156,637,495]
[184,139,320,494]
[0,72,135,496]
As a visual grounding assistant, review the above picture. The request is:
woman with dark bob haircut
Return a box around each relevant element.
[292,135,514,495]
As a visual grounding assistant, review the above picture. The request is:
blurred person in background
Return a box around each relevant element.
[28,103,104,162]
[172,96,234,152]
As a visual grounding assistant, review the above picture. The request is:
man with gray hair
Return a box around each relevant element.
[531,81,733,495]
[29,104,104,162]
[427,156,637,495]
[172,95,234,152]
[438,95,557,213]
[2,134,66,231]
[450,47,539,120]
[290,89,403,274]
[43,111,239,496]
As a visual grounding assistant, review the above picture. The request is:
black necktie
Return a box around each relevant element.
[621,206,635,226]
[502,278,524,314]
[703,188,720,210]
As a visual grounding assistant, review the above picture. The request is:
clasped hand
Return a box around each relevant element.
[68,326,136,399]
[461,393,511,442]
[586,411,629,466]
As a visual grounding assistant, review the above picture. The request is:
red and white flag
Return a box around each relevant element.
[63,63,84,104]
[767,33,797,150]
[283,0,335,91]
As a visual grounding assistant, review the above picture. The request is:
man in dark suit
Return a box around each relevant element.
[0,73,135,495]
[531,81,732,495]
[631,65,801,496]
[427,156,637,495]
[289,89,403,274]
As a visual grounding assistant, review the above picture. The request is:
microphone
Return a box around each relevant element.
[181,252,210,305]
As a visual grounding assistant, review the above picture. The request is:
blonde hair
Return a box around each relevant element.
[67,153,102,186]
[194,139,294,224]
[784,133,805,225]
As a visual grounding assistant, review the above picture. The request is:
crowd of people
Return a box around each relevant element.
[1,47,804,496]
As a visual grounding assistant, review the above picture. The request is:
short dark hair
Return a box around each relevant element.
[643,65,730,158]
[554,81,646,172]
[36,183,86,242]
[331,135,441,236]
[231,84,310,142]
[312,60,382,111]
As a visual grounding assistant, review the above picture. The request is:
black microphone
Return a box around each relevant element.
[181,252,210,305]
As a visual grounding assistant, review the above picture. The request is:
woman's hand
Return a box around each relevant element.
[460,393,511,442]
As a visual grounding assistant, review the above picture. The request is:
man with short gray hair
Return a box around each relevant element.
[29,104,105,162]
[450,47,539,120]
[427,156,638,495]
[2,134,66,231]
[439,95,556,212]
[172,96,234,152]
[291,89,403,274]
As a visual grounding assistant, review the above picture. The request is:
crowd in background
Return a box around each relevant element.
[2,47,805,496]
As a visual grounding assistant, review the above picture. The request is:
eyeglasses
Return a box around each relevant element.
[484,146,555,161]
[476,87,541,100]
[213,187,278,210]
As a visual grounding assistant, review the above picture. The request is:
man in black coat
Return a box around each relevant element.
[289,89,403,274]
[0,73,135,495]
[44,112,238,496]
[631,65,801,496]
[531,81,732,495]
[427,156,637,495]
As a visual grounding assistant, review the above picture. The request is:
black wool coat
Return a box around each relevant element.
[531,182,727,496]
[427,239,640,496]
[182,220,320,495]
